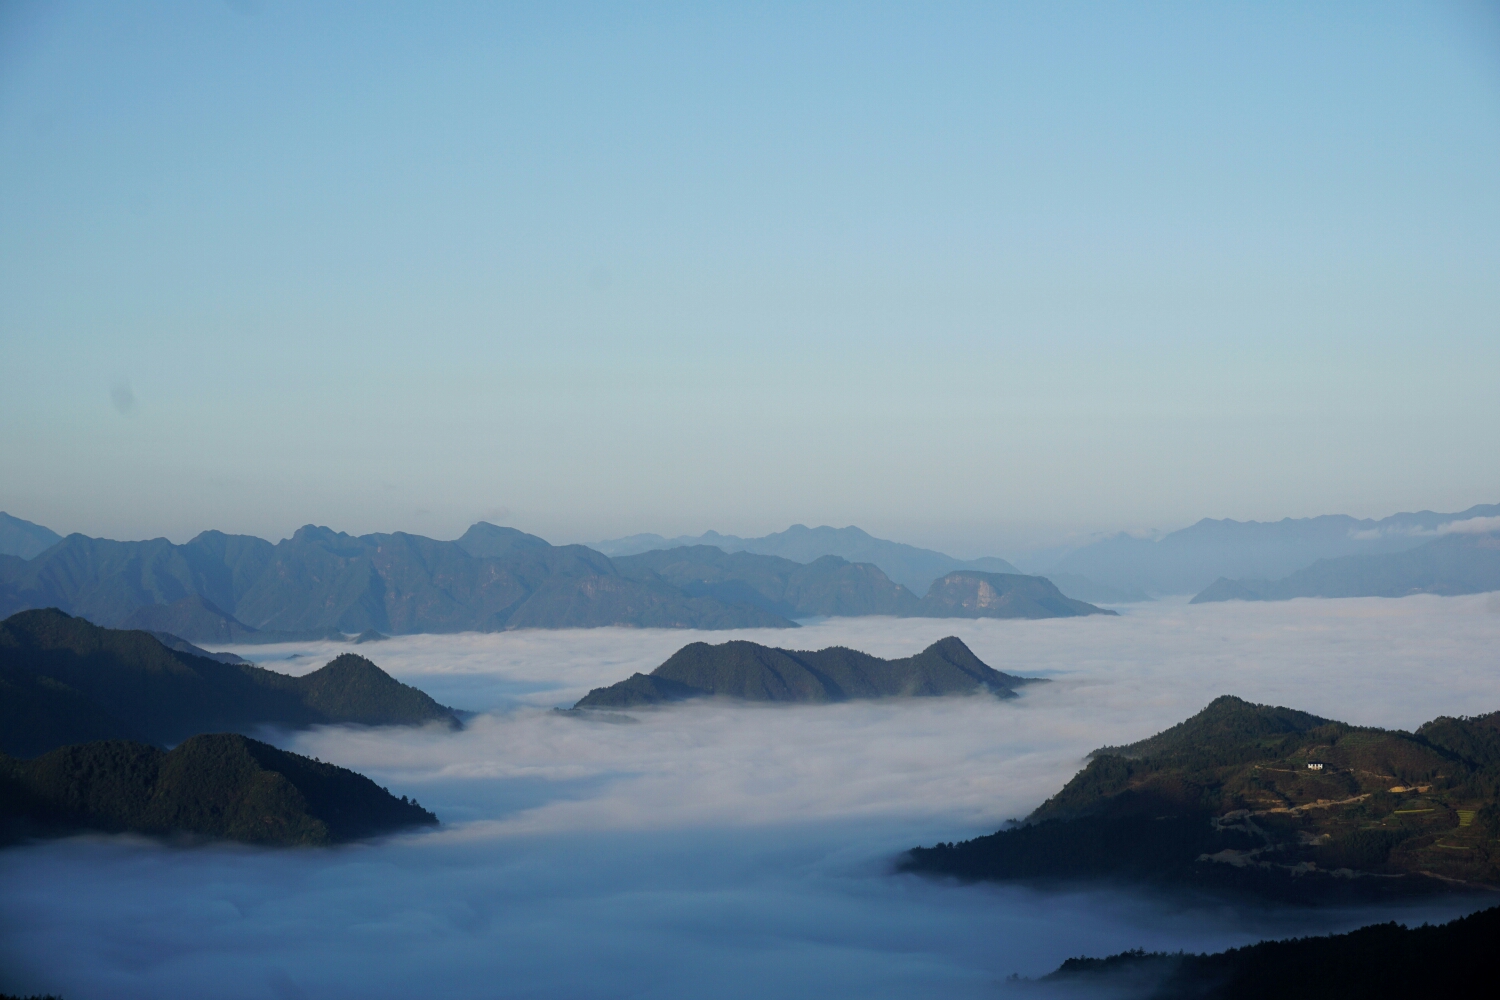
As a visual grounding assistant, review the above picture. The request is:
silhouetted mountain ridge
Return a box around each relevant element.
[1044,905,1500,999]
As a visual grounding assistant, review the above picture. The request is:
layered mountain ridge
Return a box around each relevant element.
[1191,530,1500,604]
[593,523,1023,595]
[1045,504,1500,596]
[0,522,798,638]
[0,520,1114,639]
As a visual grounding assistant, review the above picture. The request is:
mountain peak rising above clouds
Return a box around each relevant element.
[573,635,1044,708]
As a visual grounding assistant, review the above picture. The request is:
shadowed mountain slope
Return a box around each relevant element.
[904,695,1500,901]
[143,631,250,665]
[574,636,1042,708]
[1191,530,1500,603]
[1090,696,1330,762]
[909,572,1116,619]
[0,733,436,846]
[613,546,920,618]
[1044,905,1500,999]
[120,594,264,642]
[120,596,350,645]
[0,609,457,758]
[0,513,63,560]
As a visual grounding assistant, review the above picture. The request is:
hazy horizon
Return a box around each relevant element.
[4,2,1499,556]
[6,497,1500,564]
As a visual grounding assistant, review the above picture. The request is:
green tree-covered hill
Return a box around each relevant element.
[0,733,436,846]
[0,609,457,758]
[904,695,1500,899]
[574,635,1041,708]
[1044,904,1500,999]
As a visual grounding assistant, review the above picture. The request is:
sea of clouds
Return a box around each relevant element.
[3,595,1498,998]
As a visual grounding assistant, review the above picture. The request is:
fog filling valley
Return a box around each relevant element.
[4,596,1499,999]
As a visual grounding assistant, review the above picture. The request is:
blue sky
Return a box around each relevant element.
[2,1,1497,556]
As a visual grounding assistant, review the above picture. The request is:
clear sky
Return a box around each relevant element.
[2,1,1497,557]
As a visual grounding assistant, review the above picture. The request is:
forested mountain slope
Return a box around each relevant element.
[574,635,1041,708]
[0,610,456,758]
[905,695,1500,900]
[1044,905,1500,999]
[0,734,436,846]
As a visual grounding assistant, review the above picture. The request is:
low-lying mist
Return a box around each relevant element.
[2,596,1497,998]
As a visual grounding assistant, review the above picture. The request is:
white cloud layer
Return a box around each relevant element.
[2,596,1498,998]
[1350,513,1500,540]
[1439,514,1500,535]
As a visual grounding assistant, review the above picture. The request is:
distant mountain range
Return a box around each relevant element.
[0,516,1114,638]
[0,521,796,638]
[11,503,1491,631]
[1044,504,1500,596]
[0,609,457,758]
[903,694,1500,901]
[612,549,1113,621]
[574,635,1041,708]
[1191,530,1500,603]
[2,733,437,846]
[593,524,1025,595]
[596,509,1500,603]
[613,546,919,618]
